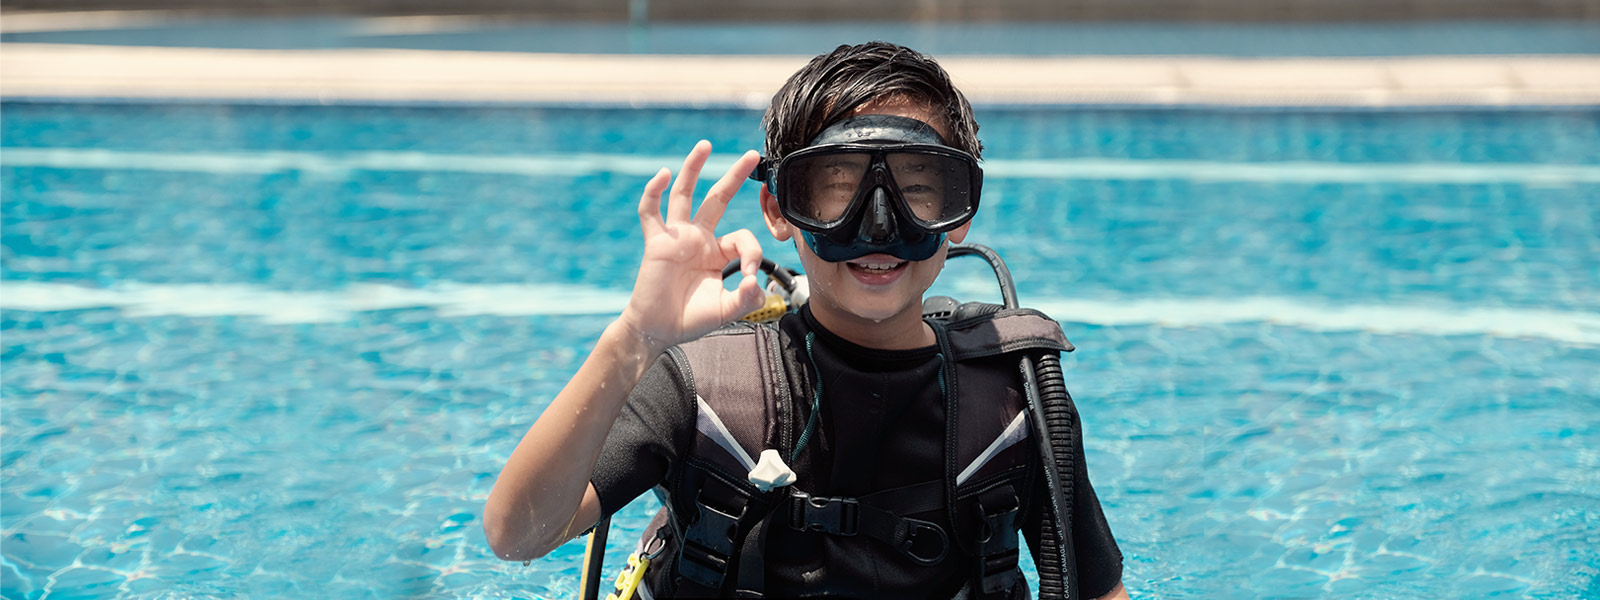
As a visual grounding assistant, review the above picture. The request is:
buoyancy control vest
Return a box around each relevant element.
[635,303,1076,599]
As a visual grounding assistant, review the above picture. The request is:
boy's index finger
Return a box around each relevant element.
[692,150,761,230]
[638,167,671,237]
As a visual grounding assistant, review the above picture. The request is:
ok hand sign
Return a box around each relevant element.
[616,141,767,355]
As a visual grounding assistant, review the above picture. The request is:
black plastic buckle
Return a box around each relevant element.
[788,491,860,536]
[898,518,950,566]
[680,501,742,590]
[976,501,1021,595]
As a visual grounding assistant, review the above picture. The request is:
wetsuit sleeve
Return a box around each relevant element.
[1022,413,1124,599]
[589,352,695,517]
[1068,456,1123,598]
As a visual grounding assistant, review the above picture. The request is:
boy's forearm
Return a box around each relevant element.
[483,142,760,561]
[483,319,661,560]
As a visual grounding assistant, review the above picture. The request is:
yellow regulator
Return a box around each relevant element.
[741,292,789,323]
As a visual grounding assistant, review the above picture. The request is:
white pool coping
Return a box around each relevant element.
[2,43,1598,107]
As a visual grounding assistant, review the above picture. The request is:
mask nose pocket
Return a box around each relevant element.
[857,188,898,243]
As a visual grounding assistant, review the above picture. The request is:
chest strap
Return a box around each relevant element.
[784,480,950,567]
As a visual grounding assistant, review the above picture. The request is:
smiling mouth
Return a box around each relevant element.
[846,259,908,274]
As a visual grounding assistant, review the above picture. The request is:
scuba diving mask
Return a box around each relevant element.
[751,114,983,262]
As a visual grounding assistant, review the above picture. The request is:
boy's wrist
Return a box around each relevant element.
[605,313,670,365]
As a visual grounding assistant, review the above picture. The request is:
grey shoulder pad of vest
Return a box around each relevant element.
[675,320,772,375]
[944,307,1074,361]
[672,321,782,475]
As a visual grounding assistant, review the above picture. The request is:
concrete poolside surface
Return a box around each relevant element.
[2,43,1598,106]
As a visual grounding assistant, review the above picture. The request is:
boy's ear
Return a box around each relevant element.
[760,184,793,242]
[948,220,973,244]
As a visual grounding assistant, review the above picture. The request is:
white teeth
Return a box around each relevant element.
[851,261,902,271]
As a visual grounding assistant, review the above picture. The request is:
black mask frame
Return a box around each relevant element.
[751,114,984,262]
[754,142,983,237]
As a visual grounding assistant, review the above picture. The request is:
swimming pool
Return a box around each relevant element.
[2,101,1597,599]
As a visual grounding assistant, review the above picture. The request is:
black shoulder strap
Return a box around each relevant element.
[668,322,791,597]
[678,323,791,467]
[940,304,1077,600]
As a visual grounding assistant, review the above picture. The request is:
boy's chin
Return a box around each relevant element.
[812,299,915,329]
[838,300,912,323]
[824,280,930,322]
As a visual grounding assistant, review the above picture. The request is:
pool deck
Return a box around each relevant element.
[3,42,1598,107]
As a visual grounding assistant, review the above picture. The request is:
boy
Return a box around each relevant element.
[485,42,1127,599]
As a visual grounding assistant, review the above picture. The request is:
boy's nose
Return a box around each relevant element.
[857,188,898,243]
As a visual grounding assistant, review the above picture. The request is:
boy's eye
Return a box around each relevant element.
[823,158,868,173]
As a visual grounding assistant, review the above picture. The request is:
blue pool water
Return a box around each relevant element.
[2,101,1598,599]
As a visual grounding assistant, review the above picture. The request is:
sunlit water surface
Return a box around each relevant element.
[3,102,1598,599]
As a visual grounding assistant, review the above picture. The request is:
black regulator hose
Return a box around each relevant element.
[945,244,1017,310]
[948,243,1076,600]
[1027,352,1079,600]
[720,257,799,292]
[579,517,609,600]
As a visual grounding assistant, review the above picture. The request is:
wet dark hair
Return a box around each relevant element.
[762,41,982,162]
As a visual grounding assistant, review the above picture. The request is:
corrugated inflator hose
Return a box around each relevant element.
[1024,351,1077,600]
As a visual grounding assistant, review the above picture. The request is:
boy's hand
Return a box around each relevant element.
[617,141,766,355]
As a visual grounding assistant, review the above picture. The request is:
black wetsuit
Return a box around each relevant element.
[592,307,1123,598]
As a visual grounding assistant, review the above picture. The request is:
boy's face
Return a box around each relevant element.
[760,98,973,343]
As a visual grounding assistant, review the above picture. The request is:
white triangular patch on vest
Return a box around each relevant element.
[956,411,1030,486]
[695,395,757,471]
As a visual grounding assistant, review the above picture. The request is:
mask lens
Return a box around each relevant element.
[781,152,873,227]
[886,152,974,227]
